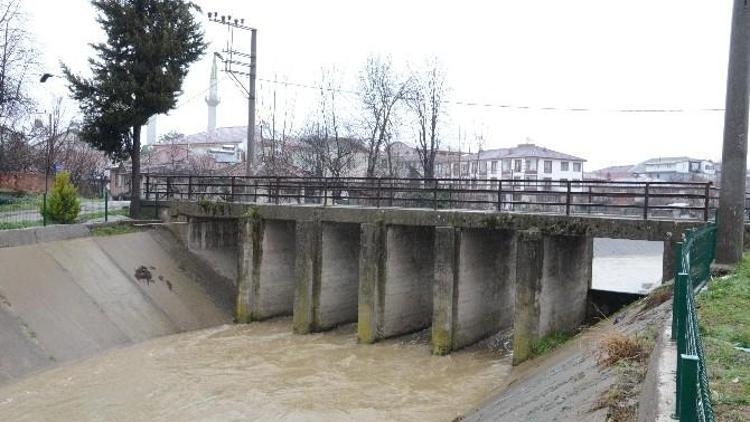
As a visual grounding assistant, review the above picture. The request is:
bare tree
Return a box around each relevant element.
[298,68,357,178]
[257,77,296,175]
[407,60,446,179]
[158,130,188,174]
[359,55,410,177]
[0,0,37,168]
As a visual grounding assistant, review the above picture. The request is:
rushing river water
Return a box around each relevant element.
[0,319,511,422]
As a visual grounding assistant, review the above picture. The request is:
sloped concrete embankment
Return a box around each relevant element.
[0,228,233,385]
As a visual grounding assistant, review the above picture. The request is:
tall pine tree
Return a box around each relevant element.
[64,0,205,217]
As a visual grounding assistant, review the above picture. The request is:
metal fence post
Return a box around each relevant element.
[677,354,699,421]
[671,242,684,340]
[230,176,236,202]
[323,178,328,206]
[644,182,650,220]
[187,176,193,201]
[145,174,150,201]
[166,176,172,200]
[433,179,438,210]
[704,182,711,221]
[104,188,108,222]
[497,180,503,211]
[565,180,572,216]
[376,178,382,208]
[275,177,281,204]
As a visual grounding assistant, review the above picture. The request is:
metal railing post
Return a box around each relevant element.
[497,180,503,211]
[275,177,281,204]
[104,188,108,222]
[704,182,711,221]
[230,176,236,202]
[677,354,699,421]
[187,176,193,201]
[145,174,150,200]
[671,242,684,340]
[433,179,438,210]
[376,178,382,208]
[166,176,172,199]
[565,180,572,216]
[323,178,328,206]
[644,182,650,220]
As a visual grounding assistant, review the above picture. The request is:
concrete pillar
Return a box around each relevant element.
[293,222,361,334]
[292,220,321,334]
[432,226,459,355]
[662,238,676,283]
[512,229,544,364]
[236,218,296,322]
[358,224,434,343]
[513,231,593,365]
[432,228,516,355]
[357,222,385,343]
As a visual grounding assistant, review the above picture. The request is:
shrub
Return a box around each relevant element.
[43,171,81,224]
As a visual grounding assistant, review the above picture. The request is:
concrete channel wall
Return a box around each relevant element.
[154,201,694,363]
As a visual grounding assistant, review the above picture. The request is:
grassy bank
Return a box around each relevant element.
[699,255,750,421]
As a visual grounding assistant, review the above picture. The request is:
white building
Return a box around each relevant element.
[435,141,586,185]
[630,157,716,182]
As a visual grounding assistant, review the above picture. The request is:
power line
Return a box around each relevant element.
[254,76,726,114]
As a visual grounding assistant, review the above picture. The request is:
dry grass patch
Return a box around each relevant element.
[596,332,650,367]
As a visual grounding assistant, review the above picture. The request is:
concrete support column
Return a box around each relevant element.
[432,228,516,355]
[513,231,593,365]
[236,218,296,322]
[662,238,677,283]
[292,220,322,334]
[432,226,459,355]
[512,229,544,364]
[357,222,385,343]
[237,217,263,323]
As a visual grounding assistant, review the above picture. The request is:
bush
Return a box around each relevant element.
[42,171,81,224]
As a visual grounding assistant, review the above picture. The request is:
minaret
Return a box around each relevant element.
[146,115,157,145]
[206,54,220,135]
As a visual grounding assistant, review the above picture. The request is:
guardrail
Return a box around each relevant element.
[140,174,714,221]
[671,223,716,421]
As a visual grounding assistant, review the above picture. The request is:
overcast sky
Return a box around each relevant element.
[25,0,733,170]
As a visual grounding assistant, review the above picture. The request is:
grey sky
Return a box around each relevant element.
[26,0,733,170]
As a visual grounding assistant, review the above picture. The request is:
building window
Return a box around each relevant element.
[452,163,460,176]
[502,159,511,172]
[525,158,538,172]
[543,177,552,191]
[514,159,522,172]
[544,160,552,173]
[573,162,581,172]
[561,161,570,171]
[479,161,487,174]
[689,161,701,173]
[436,163,442,175]
[491,161,498,173]
[461,163,469,175]
[471,162,477,174]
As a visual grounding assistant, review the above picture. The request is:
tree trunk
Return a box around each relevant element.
[129,124,142,218]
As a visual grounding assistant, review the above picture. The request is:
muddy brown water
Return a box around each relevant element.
[0,319,512,422]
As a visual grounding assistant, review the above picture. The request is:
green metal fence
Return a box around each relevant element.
[671,223,716,422]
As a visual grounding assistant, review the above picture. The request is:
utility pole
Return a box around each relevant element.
[247,28,257,174]
[208,12,257,176]
[717,0,750,266]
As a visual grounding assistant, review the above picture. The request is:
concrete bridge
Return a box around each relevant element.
[149,199,701,363]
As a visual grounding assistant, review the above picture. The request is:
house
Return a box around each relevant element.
[586,165,636,181]
[434,141,586,184]
[630,157,716,182]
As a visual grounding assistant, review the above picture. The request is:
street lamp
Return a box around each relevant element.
[39,73,58,226]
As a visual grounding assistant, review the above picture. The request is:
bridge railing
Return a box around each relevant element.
[671,223,716,421]
[140,174,713,221]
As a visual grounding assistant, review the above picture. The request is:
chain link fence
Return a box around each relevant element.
[672,223,716,421]
[0,178,129,231]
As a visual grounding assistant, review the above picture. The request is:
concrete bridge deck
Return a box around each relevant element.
[151,200,704,363]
